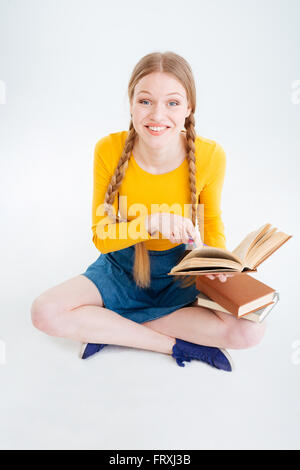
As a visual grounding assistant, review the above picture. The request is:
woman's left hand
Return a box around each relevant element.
[204,273,235,283]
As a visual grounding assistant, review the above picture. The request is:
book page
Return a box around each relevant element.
[196,293,230,313]
[247,226,277,257]
[179,246,243,264]
[170,257,242,272]
[232,223,272,263]
[245,232,292,268]
[170,268,239,275]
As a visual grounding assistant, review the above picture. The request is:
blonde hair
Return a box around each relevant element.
[103,51,201,289]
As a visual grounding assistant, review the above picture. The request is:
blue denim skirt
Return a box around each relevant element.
[80,243,201,324]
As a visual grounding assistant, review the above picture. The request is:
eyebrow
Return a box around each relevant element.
[137,90,183,97]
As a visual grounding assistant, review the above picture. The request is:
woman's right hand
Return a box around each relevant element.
[204,273,235,282]
[147,212,203,248]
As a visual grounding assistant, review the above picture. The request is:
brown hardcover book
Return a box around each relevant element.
[168,223,292,276]
[195,273,276,317]
[196,291,279,322]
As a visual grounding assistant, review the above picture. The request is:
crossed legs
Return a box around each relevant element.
[31,275,266,354]
[143,300,266,350]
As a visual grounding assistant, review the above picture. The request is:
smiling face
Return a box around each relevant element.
[130,72,191,149]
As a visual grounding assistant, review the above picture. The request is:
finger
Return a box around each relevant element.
[189,221,203,248]
[191,229,203,248]
[183,226,192,244]
[217,274,227,282]
[169,215,175,236]
[169,231,176,244]
[176,227,183,243]
[205,274,215,280]
[185,219,199,245]
[172,227,181,243]
[186,227,196,245]
[194,234,203,249]
[178,224,186,243]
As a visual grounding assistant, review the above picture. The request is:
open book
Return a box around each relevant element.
[168,223,292,276]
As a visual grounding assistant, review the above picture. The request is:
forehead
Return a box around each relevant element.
[135,72,186,97]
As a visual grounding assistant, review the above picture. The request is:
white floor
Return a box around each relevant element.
[1,0,299,451]
[1,241,299,450]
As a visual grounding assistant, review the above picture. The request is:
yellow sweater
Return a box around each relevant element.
[91,130,227,253]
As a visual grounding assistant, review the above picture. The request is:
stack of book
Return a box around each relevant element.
[168,222,292,322]
[195,273,279,323]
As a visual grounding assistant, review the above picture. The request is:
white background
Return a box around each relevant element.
[0,0,299,450]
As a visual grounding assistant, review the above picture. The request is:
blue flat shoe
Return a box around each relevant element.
[80,343,108,360]
[171,338,234,371]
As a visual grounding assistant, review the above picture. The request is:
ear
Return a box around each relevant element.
[186,106,192,119]
[129,100,133,117]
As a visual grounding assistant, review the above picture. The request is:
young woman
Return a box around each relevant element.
[31,51,266,371]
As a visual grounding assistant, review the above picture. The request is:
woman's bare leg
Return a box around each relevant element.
[142,301,266,350]
[31,275,175,354]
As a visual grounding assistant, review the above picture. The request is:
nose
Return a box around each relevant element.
[149,102,167,122]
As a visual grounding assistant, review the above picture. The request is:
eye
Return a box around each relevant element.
[138,99,179,106]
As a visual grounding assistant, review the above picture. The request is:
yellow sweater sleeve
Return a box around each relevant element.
[200,143,227,249]
[91,140,153,254]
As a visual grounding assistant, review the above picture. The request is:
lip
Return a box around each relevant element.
[145,124,170,127]
[145,126,170,136]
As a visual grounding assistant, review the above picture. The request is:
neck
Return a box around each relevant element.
[133,131,186,172]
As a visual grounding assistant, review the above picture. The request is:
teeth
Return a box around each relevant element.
[148,126,166,131]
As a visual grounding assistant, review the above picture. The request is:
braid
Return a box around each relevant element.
[173,113,200,290]
[104,122,135,222]
[103,120,151,289]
